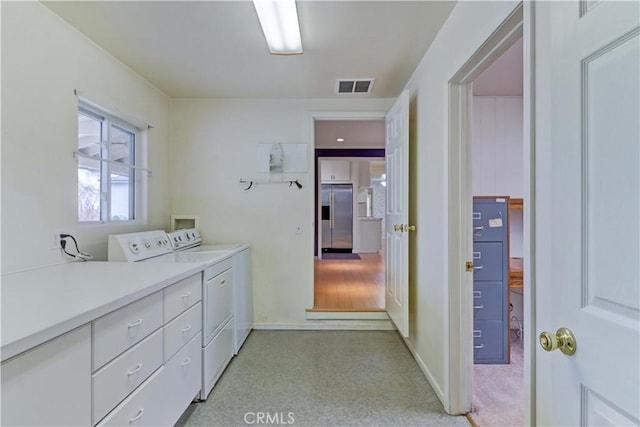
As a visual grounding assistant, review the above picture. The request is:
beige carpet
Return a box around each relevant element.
[470,337,524,427]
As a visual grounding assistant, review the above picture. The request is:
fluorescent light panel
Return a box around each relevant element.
[253,0,302,55]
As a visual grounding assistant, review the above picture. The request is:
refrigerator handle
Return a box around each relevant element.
[331,192,335,229]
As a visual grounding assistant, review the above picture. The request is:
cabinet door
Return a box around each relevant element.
[321,160,351,182]
[1,325,91,426]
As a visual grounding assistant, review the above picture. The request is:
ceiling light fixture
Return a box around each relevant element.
[336,138,344,142]
[253,0,303,55]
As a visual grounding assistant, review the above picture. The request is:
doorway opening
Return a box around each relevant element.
[446,3,534,424]
[309,118,387,313]
[468,36,525,426]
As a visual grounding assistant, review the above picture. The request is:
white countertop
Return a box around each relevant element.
[1,261,205,361]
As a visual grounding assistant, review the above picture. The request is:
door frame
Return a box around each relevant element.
[446,2,536,422]
[308,110,387,308]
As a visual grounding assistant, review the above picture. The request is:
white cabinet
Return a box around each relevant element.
[233,248,252,354]
[1,325,92,426]
[92,274,202,425]
[472,96,523,197]
[321,160,351,182]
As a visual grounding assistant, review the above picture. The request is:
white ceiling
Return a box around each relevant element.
[43,1,456,99]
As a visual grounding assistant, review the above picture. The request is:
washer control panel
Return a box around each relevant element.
[167,228,202,251]
[108,230,172,262]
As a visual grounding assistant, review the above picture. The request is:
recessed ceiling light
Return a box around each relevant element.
[336,138,344,142]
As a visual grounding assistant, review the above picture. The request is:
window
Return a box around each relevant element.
[77,105,138,222]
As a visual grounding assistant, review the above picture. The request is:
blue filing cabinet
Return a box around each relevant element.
[473,197,509,364]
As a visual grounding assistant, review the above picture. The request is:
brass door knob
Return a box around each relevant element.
[394,224,403,232]
[539,327,576,355]
[402,224,416,232]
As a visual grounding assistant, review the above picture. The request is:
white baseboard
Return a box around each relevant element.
[253,320,395,331]
[305,311,389,320]
[401,335,447,409]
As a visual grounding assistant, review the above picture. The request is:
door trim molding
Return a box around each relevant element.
[446,2,536,423]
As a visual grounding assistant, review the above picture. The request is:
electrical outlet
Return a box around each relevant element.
[295,224,303,234]
[52,231,63,249]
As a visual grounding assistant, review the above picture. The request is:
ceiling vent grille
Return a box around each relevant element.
[336,78,375,94]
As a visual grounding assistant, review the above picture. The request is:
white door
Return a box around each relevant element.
[535,2,639,425]
[385,90,410,337]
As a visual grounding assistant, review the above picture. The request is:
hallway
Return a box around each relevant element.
[312,254,385,311]
[178,330,469,426]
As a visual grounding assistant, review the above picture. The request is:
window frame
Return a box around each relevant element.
[77,102,140,223]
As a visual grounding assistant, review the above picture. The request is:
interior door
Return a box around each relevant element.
[385,90,410,337]
[535,2,639,425]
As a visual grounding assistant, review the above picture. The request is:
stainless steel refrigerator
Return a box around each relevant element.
[321,184,353,252]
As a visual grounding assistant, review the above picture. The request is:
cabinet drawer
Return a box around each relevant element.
[472,199,508,242]
[96,367,167,427]
[473,320,506,363]
[472,242,505,281]
[92,329,163,425]
[473,282,504,320]
[161,333,202,426]
[93,292,163,370]
[164,274,202,323]
[164,302,202,362]
[202,319,233,400]
[203,267,233,344]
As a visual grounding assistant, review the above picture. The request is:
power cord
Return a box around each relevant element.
[60,233,93,261]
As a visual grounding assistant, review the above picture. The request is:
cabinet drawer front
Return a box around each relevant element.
[164,302,202,362]
[473,282,505,320]
[92,329,163,425]
[203,268,233,343]
[472,200,508,242]
[93,292,163,370]
[164,274,202,323]
[96,367,167,427]
[473,320,507,363]
[472,242,505,281]
[202,319,233,400]
[161,333,202,426]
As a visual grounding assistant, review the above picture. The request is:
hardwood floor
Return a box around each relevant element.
[311,253,385,311]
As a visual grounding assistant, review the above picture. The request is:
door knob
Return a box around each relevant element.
[394,224,403,232]
[539,327,576,355]
[402,224,416,232]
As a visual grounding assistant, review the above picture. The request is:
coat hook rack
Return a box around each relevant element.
[239,178,303,191]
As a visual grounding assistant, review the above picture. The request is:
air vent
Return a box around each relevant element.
[335,78,375,94]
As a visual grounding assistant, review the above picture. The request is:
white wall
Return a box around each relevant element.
[169,98,392,326]
[1,2,172,273]
[402,0,521,411]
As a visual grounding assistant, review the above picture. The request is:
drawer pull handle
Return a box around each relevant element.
[180,357,192,367]
[473,226,484,231]
[128,319,143,328]
[130,408,144,423]
[181,324,192,333]
[473,291,481,298]
[473,330,482,338]
[181,291,192,298]
[472,252,481,259]
[127,364,143,375]
[474,344,485,349]
[473,304,484,310]
[220,279,226,287]
[473,265,484,270]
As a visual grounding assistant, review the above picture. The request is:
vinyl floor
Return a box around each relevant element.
[178,330,470,427]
